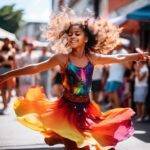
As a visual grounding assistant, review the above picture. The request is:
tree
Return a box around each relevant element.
[0,5,23,33]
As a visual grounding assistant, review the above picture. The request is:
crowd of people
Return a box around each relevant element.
[90,44,150,123]
[0,37,149,123]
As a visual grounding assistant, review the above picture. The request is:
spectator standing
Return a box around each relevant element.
[0,55,15,114]
[105,45,128,108]
[91,65,103,104]
[144,61,150,121]
[38,47,49,95]
[15,43,35,96]
[51,66,63,98]
[134,62,149,122]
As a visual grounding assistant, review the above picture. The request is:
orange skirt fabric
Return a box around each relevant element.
[14,87,135,150]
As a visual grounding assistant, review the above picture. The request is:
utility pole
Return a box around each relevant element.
[59,0,64,10]
[94,0,101,18]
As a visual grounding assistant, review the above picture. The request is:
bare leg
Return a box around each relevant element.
[44,134,90,149]
[64,139,90,150]
[98,91,104,102]
[128,97,132,108]
[91,92,99,104]
[140,103,145,118]
[111,92,120,108]
[108,93,113,106]
[7,88,12,103]
[1,89,8,112]
[136,103,140,118]
[44,134,63,146]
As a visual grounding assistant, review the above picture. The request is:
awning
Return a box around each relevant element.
[127,5,150,21]
[0,28,17,41]
[110,15,127,25]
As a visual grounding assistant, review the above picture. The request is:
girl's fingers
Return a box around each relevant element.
[135,48,149,56]
[143,53,150,61]
[135,48,149,61]
[135,48,144,60]
[135,48,143,54]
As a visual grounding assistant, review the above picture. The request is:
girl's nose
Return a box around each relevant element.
[73,33,78,37]
[71,34,78,40]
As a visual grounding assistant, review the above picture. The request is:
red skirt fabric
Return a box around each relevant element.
[14,87,135,149]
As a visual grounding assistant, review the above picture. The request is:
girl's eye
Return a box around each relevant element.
[68,32,81,36]
[75,33,80,36]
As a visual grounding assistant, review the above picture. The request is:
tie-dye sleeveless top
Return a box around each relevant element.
[62,57,94,96]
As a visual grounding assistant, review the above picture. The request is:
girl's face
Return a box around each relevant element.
[67,25,87,49]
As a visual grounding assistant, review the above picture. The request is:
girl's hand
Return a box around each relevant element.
[135,48,150,61]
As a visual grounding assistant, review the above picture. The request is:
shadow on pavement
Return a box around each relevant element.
[134,121,150,143]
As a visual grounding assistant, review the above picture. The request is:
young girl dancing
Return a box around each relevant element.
[0,8,149,150]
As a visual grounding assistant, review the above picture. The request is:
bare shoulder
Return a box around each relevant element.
[52,53,68,68]
[56,53,68,62]
[88,52,102,65]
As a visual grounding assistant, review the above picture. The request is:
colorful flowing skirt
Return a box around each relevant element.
[14,87,134,150]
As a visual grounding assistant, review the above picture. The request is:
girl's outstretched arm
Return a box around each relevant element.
[90,52,149,65]
[0,54,65,84]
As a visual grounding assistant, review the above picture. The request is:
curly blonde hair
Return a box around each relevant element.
[44,7,121,54]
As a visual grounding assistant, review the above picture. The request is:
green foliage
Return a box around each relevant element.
[0,5,23,33]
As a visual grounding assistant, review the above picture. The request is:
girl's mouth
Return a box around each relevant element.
[71,40,78,43]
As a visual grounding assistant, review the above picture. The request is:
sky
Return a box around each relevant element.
[0,0,52,22]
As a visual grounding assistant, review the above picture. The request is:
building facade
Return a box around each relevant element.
[17,22,47,41]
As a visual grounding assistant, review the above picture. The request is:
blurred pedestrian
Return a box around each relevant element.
[0,55,8,114]
[122,68,132,107]
[134,62,149,122]
[38,47,49,95]
[10,40,20,54]
[51,66,63,98]
[0,55,15,114]
[105,44,128,108]
[144,61,150,122]
[91,65,103,104]
[1,38,11,54]
[15,43,35,95]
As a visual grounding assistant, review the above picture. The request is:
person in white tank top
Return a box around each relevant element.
[91,65,103,104]
[134,62,149,122]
